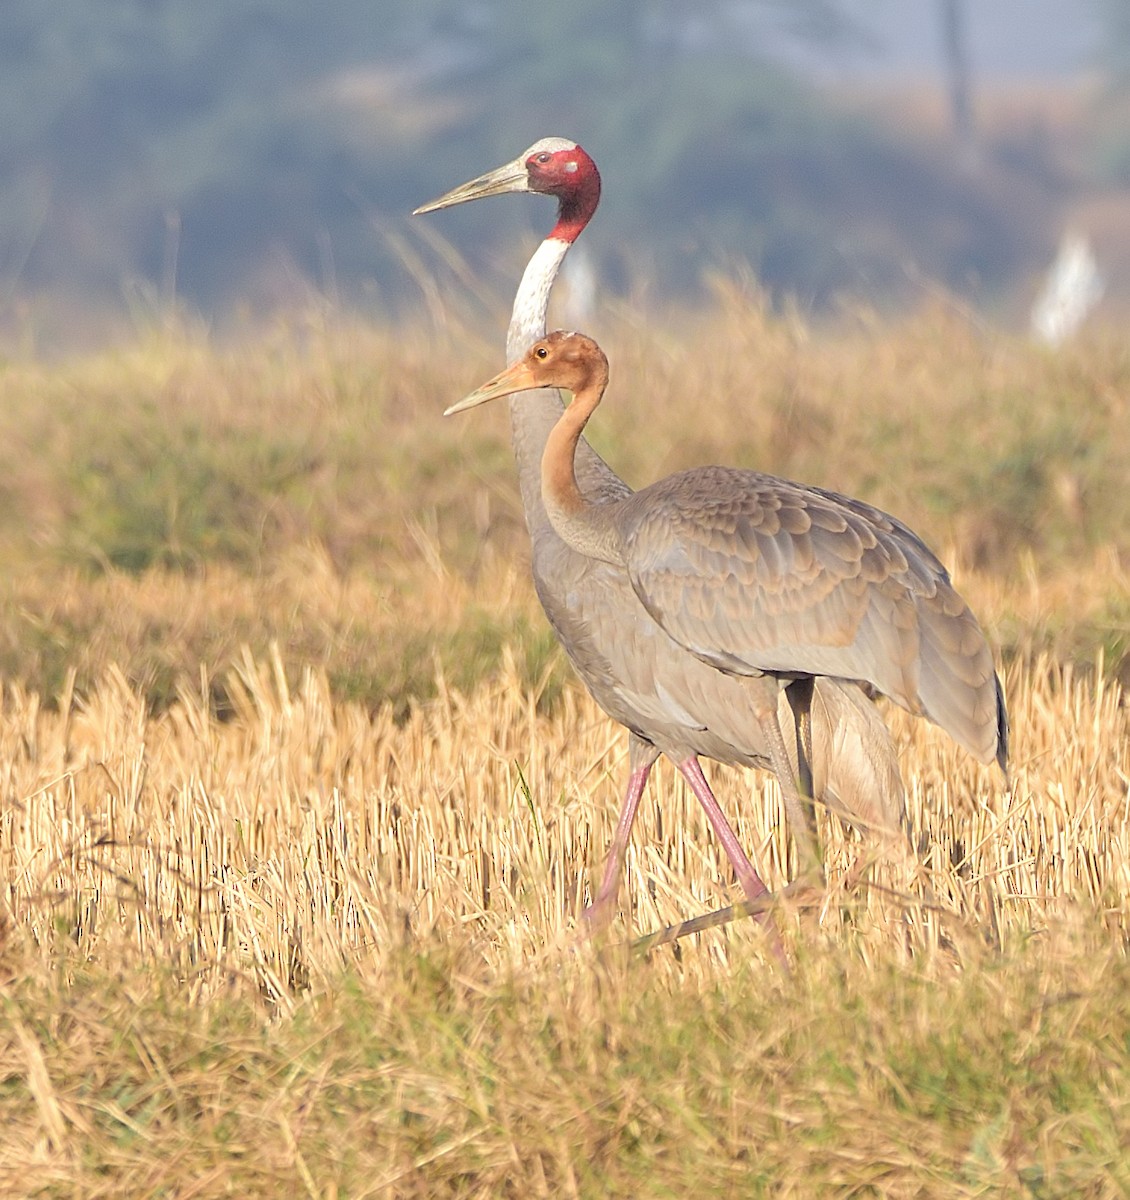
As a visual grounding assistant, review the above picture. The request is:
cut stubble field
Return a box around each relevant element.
[1,296,1129,1196]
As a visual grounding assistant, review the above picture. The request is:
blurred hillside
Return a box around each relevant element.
[1,1,1127,349]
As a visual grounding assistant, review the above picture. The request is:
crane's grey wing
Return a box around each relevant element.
[533,527,912,817]
[619,467,1004,767]
[807,485,951,577]
[807,482,1008,771]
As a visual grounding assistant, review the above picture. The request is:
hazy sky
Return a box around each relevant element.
[778,0,1101,81]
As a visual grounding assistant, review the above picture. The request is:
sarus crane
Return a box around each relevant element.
[415,140,1005,930]
[448,331,1008,910]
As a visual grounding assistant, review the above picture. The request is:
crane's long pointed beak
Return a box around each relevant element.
[444,360,539,416]
[413,157,529,215]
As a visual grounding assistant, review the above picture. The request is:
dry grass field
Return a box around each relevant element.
[1,292,1129,1195]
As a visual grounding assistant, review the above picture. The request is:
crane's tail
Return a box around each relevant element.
[914,588,1009,772]
[802,678,907,837]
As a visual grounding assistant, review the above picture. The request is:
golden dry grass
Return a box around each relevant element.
[1,299,1129,1194]
[2,634,1128,988]
[1,637,1128,1194]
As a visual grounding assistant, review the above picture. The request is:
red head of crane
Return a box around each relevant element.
[416,138,600,246]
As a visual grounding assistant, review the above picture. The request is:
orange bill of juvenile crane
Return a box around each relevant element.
[444,359,545,416]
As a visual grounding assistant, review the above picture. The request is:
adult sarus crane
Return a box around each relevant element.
[415,139,1006,929]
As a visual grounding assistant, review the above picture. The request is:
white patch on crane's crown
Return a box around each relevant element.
[522,136,578,159]
[564,161,578,173]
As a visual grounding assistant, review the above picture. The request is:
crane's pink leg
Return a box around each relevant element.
[677,757,770,907]
[583,738,659,933]
[678,756,786,962]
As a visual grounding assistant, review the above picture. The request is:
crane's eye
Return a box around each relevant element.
[536,152,551,164]
[535,347,548,359]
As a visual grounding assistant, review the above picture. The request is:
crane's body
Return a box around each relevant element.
[416,140,1001,928]
[452,333,1007,784]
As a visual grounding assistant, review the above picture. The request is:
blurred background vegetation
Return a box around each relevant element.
[0,301,1128,715]
[1,1,1129,715]
[2,1,1130,347]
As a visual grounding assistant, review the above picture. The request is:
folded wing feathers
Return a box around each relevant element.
[621,467,1004,766]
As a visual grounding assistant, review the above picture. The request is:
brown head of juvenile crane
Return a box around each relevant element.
[449,332,1009,899]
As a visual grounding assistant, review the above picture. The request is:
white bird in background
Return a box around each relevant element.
[1031,231,1103,347]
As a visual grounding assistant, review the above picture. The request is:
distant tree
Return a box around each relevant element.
[1098,0,1130,84]
[938,0,975,162]
[1092,0,1130,180]
[0,1,418,306]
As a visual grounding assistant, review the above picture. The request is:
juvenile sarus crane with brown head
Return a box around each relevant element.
[448,331,1009,909]
[417,140,1004,931]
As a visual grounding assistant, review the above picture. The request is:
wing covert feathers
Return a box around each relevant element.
[618,466,1006,767]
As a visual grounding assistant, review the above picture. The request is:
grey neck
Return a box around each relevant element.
[543,491,625,567]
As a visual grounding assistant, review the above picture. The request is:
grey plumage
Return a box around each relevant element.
[614,467,1006,771]
[419,142,1004,928]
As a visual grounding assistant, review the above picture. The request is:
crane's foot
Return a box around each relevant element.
[630,879,820,958]
[579,897,616,938]
[790,860,826,900]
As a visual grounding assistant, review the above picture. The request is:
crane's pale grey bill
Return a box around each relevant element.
[445,360,542,416]
[413,157,530,215]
